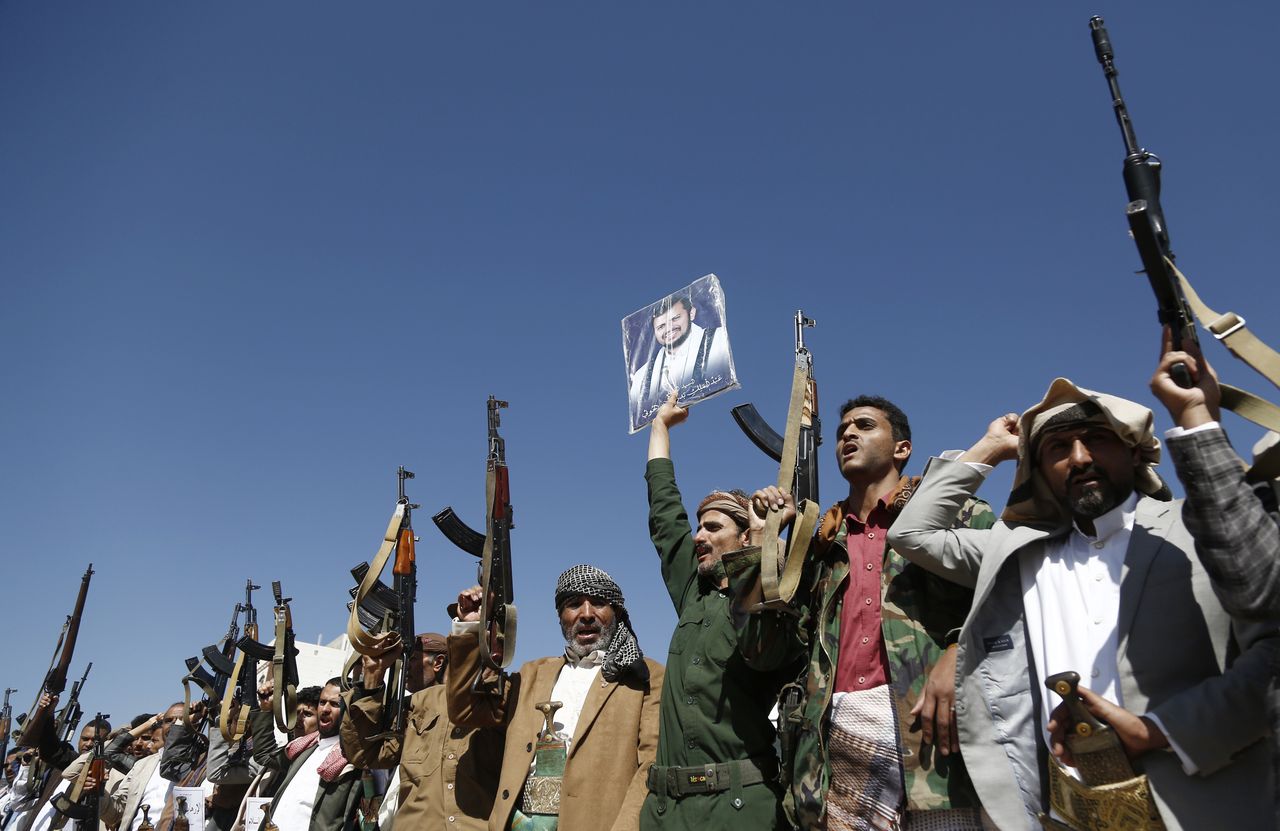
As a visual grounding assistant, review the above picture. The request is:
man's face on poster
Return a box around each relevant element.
[652,299,694,350]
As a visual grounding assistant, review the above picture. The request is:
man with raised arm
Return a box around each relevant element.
[887,378,1278,830]
[247,678,363,831]
[341,631,502,831]
[740,395,996,830]
[639,394,797,829]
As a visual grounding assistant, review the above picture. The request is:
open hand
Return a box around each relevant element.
[910,645,961,755]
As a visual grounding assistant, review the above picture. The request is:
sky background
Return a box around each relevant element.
[3,2,1277,726]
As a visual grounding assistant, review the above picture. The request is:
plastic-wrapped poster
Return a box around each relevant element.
[243,797,274,831]
[172,787,205,831]
[622,273,739,434]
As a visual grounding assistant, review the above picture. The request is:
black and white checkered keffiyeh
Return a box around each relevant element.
[554,564,645,682]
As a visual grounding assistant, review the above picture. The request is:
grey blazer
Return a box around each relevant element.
[887,456,1277,831]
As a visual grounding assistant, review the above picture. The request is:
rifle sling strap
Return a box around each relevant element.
[273,613,297,734]
[346,503,407,655]
[218,652,252,744]
[757,357,819,609]
[1171,259,1280,481]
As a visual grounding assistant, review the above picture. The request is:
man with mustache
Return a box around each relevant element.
[888,379,1278,830]
[447,565,661,831]
[638,395,800,829]
[246,678,363,831]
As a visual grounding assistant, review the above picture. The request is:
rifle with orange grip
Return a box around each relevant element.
[433,396,518,695]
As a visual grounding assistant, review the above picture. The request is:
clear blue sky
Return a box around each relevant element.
[3,2,1277,726]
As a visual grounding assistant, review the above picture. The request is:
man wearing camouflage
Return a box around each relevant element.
[740,396,995,830]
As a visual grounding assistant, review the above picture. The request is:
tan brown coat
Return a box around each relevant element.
[446,633,662,831]
[342,684,504,830]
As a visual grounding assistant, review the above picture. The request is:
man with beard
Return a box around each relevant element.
[628,293,732,426]
[101,703,188,831]
[248,678,362,831]
[342,631,503,830]
[888,379,1278,830]
[639,395,798,829]
[3,700,110,831]
[447,565,662,830]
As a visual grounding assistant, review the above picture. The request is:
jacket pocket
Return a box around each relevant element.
[401,710,445,777]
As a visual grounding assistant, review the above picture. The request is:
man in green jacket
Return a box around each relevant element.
[739,395,995,830]
[640,394,798,829]
[251,678,363,831]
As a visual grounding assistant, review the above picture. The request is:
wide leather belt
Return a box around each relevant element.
[645,757,774,798]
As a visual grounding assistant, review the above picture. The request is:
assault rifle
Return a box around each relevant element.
[50,711,110,831]
[345,467,419,737]
[239,581,298,734]
[732,312,822,611]
[434,396,518,694]
[732,310,820,505]
[54,663,91,746]
[219,581,259,743]
[182,597,243,728]
[0,688,14,770]
[18,565,93,750]
[1088,17,1196,388]
[1087,17,1280,476]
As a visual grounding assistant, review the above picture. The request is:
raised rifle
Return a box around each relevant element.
[18,565,93,750]
[182,597,243,728]
[732,310,821,506]
[54,663,91,745]
[220,581,260,743]
[731,312,822,611]
[346,467,419,736]
[0,688,14,770]
[433,396,518,694]
[239,581,299,733]
[50,711,110,831]
[1087,17,1280,475]
[1087,17,1198,389]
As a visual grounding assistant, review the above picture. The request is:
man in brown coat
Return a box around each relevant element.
[342,631,503,830]
[448,565,663,831]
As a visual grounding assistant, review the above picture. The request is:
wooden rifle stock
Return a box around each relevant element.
[19,565,93,749]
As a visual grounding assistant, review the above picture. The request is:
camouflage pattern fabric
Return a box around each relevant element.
[731,475,996,829]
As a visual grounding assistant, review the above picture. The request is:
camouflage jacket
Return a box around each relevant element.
[727,475,995,828]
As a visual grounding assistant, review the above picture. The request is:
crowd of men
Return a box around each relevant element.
[2,332,1277,831]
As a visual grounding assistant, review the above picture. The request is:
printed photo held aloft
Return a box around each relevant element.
[621,273,739,433]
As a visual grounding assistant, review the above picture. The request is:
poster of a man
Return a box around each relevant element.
[622,274,739,433]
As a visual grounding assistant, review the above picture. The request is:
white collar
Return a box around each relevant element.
[1072,491,1139,545]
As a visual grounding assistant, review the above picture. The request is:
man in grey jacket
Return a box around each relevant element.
[887,378,1277,830]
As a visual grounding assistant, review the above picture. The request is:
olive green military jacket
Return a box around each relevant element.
[728,475,995,829]
[640,458,796,830]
